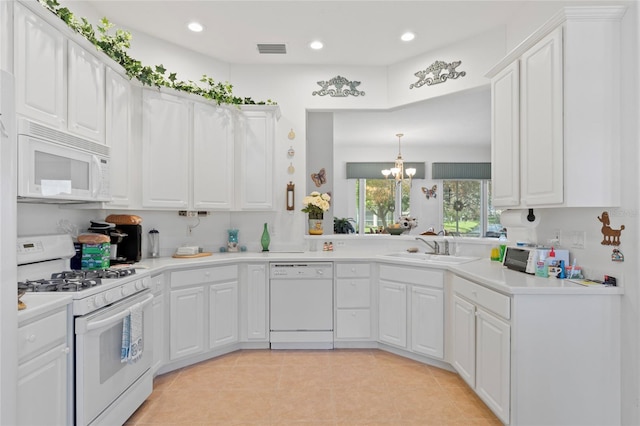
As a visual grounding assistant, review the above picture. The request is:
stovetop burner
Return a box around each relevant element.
[19,267,136,293]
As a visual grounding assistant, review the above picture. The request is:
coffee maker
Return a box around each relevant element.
[113,224,142,264]
[88,221,142,264]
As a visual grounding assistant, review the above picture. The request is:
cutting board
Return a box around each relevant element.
[172,252,213,259]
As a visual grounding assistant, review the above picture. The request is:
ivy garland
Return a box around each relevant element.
[39,0,275,106]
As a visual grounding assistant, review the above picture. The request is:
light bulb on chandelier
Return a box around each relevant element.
[381,133,414,184]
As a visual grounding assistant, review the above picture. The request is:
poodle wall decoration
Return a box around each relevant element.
[597,211,625,246]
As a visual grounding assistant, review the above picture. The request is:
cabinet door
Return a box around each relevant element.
[209,282,238,349]
[336,309,371,339]
[142,90,191,208]
[237,109,274,210]
[170,287,204,360]
[17,343,68,426]
[67,41,105,143]
[336,278,370,308]
[193,102,234,209]
[410,286,444,359]
[14,3,66,128]
[105,68,132,207]
[520,27,563,206]
[491,61,521,207]
[452,295,476,388]
[378,280,407,348]
[476,308,511,425]
[246,264,268,341]
[151,293,164,374]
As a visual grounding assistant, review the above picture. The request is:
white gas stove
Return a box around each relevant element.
[17,234,153,426]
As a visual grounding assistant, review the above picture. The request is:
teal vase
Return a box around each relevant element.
[261,223,270,252]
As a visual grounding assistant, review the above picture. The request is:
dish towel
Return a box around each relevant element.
[121,313,131,363]
[129,302,144,362]
[120,303,143,363]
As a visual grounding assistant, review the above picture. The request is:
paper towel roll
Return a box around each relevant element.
[500,209,540,228]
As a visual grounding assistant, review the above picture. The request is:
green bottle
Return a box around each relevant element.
[261,223,270,252]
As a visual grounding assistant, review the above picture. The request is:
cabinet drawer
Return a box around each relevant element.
[336,309,371,339]
[336,263,370,278]
[171,265,237,288]
[379,265,443,288]
[453,275,511,320]
[18,309,67,360]
[336,279,370,308]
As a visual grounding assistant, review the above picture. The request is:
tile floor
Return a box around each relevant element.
[125,349,502,425]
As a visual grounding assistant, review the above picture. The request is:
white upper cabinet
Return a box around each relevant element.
[105,68,132,207]
[141,90,191,209]
[14,2,66,128]
[487,7,625,208]
[67,41,105,143]
[193,102,234,210]
[519,28,563,206]
[14,3,106,144]
[236,107,277,210]
[491,62,520,207]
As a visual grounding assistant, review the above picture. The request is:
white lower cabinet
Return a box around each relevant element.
[410,285,444,359]
[209,282,238,349]
[452,276,511,424]
[378,280,407,347]
[243,263,269,341]
[378,264,444,358]
[151,273,166,375]
[17,306,71,426]
[335,263,372,341]
[475,307,510,422]
[169,286,205,360]
[169,265,238,361]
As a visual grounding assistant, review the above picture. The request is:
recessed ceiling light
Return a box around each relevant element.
[188,22,204,32]
[310,40,324,50]
[401,32,415,42]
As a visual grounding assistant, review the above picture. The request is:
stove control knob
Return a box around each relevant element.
[104,290,116,303]
[121,285,133,297]
[135,279,149,291]
[93,294,105,308]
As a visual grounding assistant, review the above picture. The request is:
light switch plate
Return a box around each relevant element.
[570,231,586,249]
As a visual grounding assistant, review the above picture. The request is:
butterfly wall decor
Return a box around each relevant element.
[422,185,437,199]
[311,168,327,187]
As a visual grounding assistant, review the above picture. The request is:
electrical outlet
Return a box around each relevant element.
[570,231,586,249]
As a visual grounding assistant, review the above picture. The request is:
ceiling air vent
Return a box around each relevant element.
[257,43,287,54]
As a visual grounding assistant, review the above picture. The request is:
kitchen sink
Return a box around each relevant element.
[382,252,479,264]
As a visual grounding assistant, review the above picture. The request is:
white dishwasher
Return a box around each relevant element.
[270,262,334,349]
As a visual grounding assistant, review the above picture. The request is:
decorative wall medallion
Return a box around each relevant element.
[612,248,624,262]
[597,211,625,246]
[287,146,295,157]
[288,129,296,140]
[409,60,466,89]
[312,75,365,97]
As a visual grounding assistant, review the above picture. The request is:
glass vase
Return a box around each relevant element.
[308,212,324,235]
[261,223,270,252]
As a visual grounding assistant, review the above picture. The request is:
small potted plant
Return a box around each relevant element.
[334,217,356,234]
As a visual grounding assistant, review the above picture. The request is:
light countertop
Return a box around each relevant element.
[135,251,623,296]
[18,293,73,324]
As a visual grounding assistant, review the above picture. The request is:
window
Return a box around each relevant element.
[443,180,503,237]
[355,179,410,233]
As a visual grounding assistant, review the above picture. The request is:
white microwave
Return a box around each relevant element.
[17,119,111,203]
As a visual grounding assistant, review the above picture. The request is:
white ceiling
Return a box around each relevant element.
[76,1,578,147]
[87,1,533,67]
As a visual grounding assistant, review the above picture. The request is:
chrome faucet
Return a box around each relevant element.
[415,237,439,254]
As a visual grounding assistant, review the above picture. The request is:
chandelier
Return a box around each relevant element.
[382,133,416,183]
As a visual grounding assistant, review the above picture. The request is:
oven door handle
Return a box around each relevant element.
[77,294,154,334]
